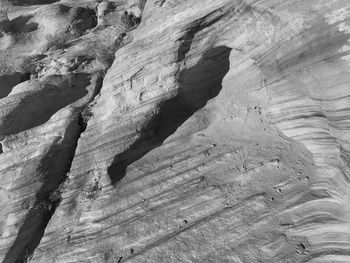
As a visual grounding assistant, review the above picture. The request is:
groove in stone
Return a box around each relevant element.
[108,45,231,184]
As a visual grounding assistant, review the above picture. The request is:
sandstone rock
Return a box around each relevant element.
[0,0,350,263]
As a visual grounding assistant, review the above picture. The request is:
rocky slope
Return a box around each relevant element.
[0,0,350,262]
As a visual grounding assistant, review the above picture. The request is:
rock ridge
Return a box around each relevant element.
[0,0,350,263]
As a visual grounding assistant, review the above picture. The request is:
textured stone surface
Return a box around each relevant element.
[1,0,350,262]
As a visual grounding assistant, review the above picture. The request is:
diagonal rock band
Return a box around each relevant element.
[0,0,350,263]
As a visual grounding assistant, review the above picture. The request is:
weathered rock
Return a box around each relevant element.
[1,0,350,263]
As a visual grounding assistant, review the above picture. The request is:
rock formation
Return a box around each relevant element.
[0,0,349,262]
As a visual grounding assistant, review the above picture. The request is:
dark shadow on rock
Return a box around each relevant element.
[9,0,60,6]
[0,72,30,99]
[0,15,38,33]
[3,119,81,263]
[71,7,98,33]
[108,46,231,184]
[1,73,90,136]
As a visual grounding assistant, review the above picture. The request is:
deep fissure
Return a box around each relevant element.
[3,5,147,262]
[108,45,231,185]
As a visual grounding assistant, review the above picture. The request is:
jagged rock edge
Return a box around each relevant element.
[3,3,148,262]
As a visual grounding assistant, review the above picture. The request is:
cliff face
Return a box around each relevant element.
[0,0,350,262]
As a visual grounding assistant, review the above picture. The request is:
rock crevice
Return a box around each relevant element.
[1,0,350,263]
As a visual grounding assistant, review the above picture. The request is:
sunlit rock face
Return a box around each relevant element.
[0,0,350,263]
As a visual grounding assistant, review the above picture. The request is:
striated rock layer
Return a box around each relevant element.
[1,0,350,262]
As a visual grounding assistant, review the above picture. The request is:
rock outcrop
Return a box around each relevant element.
[0,0,350,263]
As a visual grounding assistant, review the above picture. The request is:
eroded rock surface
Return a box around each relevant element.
[0,0,350,262]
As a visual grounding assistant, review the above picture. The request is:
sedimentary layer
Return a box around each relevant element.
[0,0,350,263]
